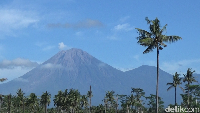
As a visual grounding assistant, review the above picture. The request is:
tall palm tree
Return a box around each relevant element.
[135,17,182,113]
[105,91,116,112]
[68,89,81,113]
[167,72,184,106]
[87,85,92,113]
[40,91,51,113]
[53,90,63,112]
[16,88,25,113]
[80,95,88,112]
[27,93,39,112]
[183,68,197,111]
[131,88,145,112]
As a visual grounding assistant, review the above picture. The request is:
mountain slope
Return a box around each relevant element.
[0,48,126,106]
[0,48,198,107]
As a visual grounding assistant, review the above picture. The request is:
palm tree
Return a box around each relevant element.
[16,88,25,113]
[27,93,39,112]
[87,85,92,113]
[135,17,182,113]
[80,95,88,112]
[183,68,197,111]
[145,94,165,113]
[167,72,184,105]
[105,91,116,112]
[131,88,145,112]
[68,89,81,113]
[53,90,64,112]
[40,91,51,113]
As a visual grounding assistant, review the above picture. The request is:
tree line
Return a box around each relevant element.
[0,68,199,113]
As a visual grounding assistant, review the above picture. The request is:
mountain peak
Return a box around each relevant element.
[59,48,85,54]
[43,48,96,67]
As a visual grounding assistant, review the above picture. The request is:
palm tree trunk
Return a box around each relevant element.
[156,45,159,113]
[0,96,1,113]
[188,82,189,113]
[116,95,118,113]
[174,87,176,113]
[90,85,91,113]
[175,87,177,106]
[45,104,47,113]
[127,104,129,113]
[23,99,25,113]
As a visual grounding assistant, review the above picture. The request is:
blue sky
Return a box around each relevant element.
[0,0,199,82]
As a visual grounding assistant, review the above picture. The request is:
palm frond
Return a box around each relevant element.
[167,85,174,91]
[143,42,156,54]
[160,24,167,34]
[135,28,152,40]
[166,83,173,85]
[160,42,167,47]
[178,85,185,93]
[145,17,151,24]
[163,36,182,43]
[138,37,153,47]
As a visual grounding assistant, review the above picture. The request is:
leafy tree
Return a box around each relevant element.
[183,68,197,109]
[135,17,182,113]
[104,91,116,112]
[80,95,88,110]
[118,95,132,113]
[53,90,64,112]
[131,88,145,112]
[67,89,81,113]
[182,84,200,108]
[27,93,39,112]
[40,91,51,113]
[2,94,12,113]
[167,72,184,105]
[0,78,7,112]
[145,94,164,113]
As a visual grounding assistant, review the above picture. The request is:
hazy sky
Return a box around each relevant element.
[0,0,199,82]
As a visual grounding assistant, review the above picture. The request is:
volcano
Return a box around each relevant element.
[0,48,196,107]
[0,48,126,106]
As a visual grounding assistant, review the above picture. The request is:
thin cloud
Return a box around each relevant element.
[47,19,103,29]
[116,67,134,72]
[0,9,39,32]
[42,45,55,51]
[114,23,134,31]
[0,67,33,83]
[119,16,130,22]
[41,63,63,69]
[0,58,39,69]
[58,42,70,50]
[133,55,140,61]
[75,31,83,36]
[160,59,200,74]
[107,36,119,40]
